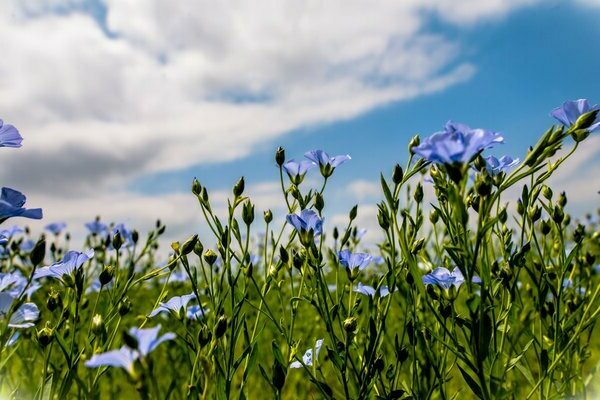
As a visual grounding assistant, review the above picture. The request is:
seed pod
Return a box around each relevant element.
[263,210,273,224]
[181,234,199,255]
[203,249,218,266]
[192,178,201,196]
[215,316,228,339]
[392,164,404,184]
[118,297,132,316]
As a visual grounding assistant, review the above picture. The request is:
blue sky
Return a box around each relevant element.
[131,1,600,199]
[0,0,598,243]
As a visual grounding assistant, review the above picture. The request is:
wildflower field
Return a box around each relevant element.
[0,100,599,399]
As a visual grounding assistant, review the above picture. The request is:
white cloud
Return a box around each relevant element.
[0,0,541,242]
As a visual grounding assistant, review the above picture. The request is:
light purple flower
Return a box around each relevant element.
[353,282,391,298]
[484,155,520,175]
[45,222,67,235]
[290,339,324,369]
[0,119,23,148]
[0,293,39,328]
[19,239,35,254]
[283,159,317,184]
[85,325,175,373]
[287,209,323,237]
[550,99,600,132]
[34,249,95,281]
[85,220,108,235]
[186,304,208,320]
[338,249,372,272]
[0,188,43,223]
[413,121,504,165]
[422,267,481,289]
[148,293,196,318]
[304,150,351,176]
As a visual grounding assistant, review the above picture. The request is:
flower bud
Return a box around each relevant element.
[314,193,324,213]
[203,249,218,266]
[233,177,245,197]
[91,314,106,337]
[132,230,139,245]
[192,177,202,196]
[279,246,289,264]
[498,207,508,224]
[333,227,339,240]
[30,238,46,266]
[343,317,358,333]
[528,206,541,223]
[552,206,564,224]
[542,185,553,200]
[413,184,423,203]
[264,210,273,223]
[37,325,54,347]
[275,147,285,167]
[409,135,420,154]
[181,234,199,255]
[99,265,115,286]
[541,219,551,235]
[112,231,123,251]
[198,325,212,348]
[574,109,599,130]
[118,297,132,316]
[47,289,63,312]
[516,200,524,216]
[558,192,567,207]
[392,164,404,184]
[215,316,228,339]
[349,205,358,221]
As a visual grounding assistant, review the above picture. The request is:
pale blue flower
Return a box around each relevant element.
[0,293,39,328]
[338,250,372,272]
[422,267,481,289]
[353,282,391,298]
[283,159,316,184]
[85,220,108,235]
[34,249,94,281]
[413,121,503,165]
[550,99,600,132]
[484,155,520,175]
[186,305,208,320]
[148,293,196,318]
[0,188,43,223]
[0,119,22,148]
[45,222,67,235]
[286,209,323,237]
[19,239,35,253]
[290,339,324,369]
[304,150,351,176]
[85,325,175,373]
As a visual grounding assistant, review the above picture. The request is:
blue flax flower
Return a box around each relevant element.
[0,272,40,298]
[34,249,94,281]
[0,234,6,245]
[290,339,324,369]
[148,293,196,318]
[353,282,392,298]
[0,188,42,222]
[304,150,351,177]
[283,159,316,185]
[0,226,23,239]
[550,99,600,132]
[484,155,519,175]
[287,210,323,236]
[422,267,481,289]
[85,325,175,373]
[413,121,504,165]
[0,120,23,148]
[0,293,39,328]
[45,222,67,235]
[338,249,372,273]
[85,220,108,235]
[186,305,208,320]
[19,240,35,253]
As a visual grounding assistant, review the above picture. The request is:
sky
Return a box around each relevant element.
[0,0,599,247]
